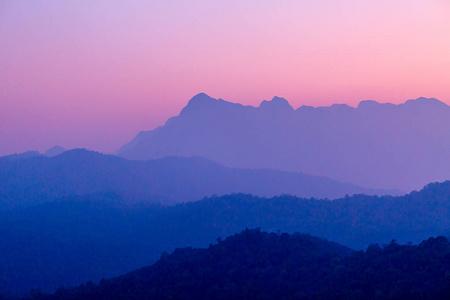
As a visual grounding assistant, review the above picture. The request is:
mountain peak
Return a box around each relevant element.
[259,96,294,111]
[404,97,448,107]
[186,93,216,106]
[44,145,66,157]
[357,100,380,109]
[180,93,248,117]
[180,93,218,115]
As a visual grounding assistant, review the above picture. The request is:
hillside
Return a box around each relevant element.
[119,93,450,190]
[0,181,448,296]
[0,149,395,210]
[28,229,450,300]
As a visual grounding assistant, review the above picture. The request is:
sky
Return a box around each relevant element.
[1,0,449,155]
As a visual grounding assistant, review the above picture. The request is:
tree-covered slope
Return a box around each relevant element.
[29,229,450,300]
[0,181,448,297]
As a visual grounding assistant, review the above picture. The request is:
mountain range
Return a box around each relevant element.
[2,94,449,298]
[119,94,450,190]
[0,149,395,210]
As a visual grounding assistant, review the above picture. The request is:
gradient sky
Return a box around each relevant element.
[1,0,449,155]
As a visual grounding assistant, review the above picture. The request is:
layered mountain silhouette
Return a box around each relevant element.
[0,149,397,210]
[0,181,448,296]
[119,93,450,190]
[31,230,450,300]
[1,150,42,161]
[2,145,67,161]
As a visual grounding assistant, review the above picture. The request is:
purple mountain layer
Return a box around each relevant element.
[0,149,397,210]
[119,93,450,190]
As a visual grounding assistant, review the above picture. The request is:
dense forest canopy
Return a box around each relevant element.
[27,229,450,300]
[0,181,448,296]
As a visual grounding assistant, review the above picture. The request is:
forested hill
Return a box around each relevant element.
[29,229,450,300]
[0,181,448,297]
[0,149,395,210]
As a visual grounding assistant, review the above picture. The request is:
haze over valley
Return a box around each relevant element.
[2,1,450,299]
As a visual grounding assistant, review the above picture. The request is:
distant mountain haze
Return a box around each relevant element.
[0,149,395,210]
[44,145,66,157]
[119,93,450,190]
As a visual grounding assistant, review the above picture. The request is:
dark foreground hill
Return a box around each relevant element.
[0,181,448,297]
[119,93,450,190]
[0,149,396,210]
[28,229,450,300]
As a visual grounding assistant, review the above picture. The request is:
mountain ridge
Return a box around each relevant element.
[0,149,397,210]
[179,93,449,114]
[0,181,448,296]
[119,93,450,190]
[183,93,449,110]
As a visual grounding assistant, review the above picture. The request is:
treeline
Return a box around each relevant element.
[0,181,449,296]
[27,229,450,300]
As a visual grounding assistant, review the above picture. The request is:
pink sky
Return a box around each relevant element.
[1,0,449,155]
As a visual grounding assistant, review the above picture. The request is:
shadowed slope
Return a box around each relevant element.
[0,181,448,296]
[31,229,450,300]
